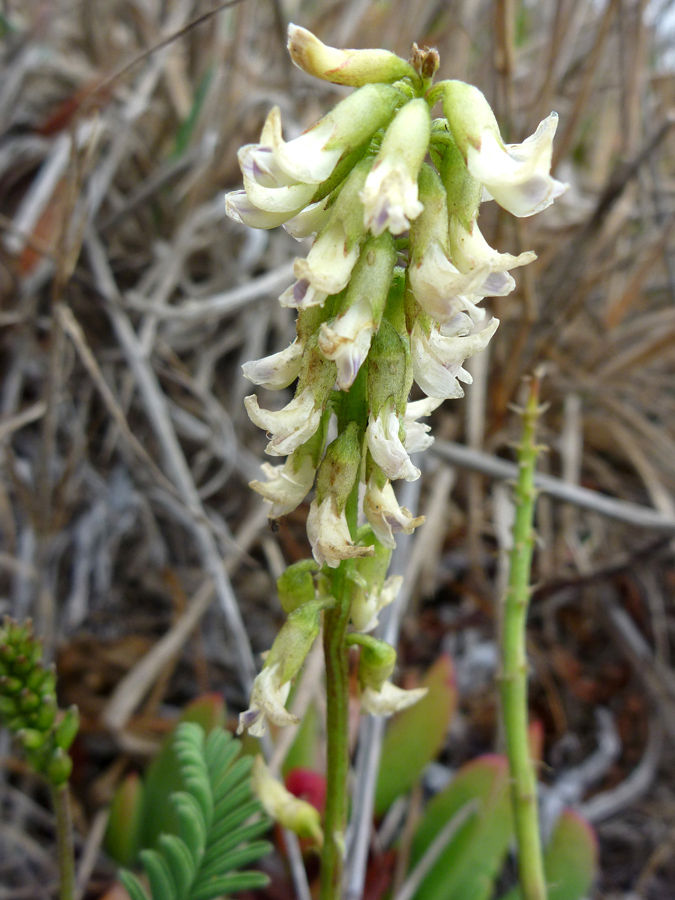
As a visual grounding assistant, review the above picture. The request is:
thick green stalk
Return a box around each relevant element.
[52,784,76,900]
[499,377,547,900]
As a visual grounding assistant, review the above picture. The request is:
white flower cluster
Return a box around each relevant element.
[229,27,566,726]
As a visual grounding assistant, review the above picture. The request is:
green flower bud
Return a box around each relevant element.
[367,320,410,419]
[34,697,57,732]
[252,756,323,846]
[277,560,320,614]
[54,707,79,752]
[347,634,397,692]
[19,727,48,751]
[46,748,73,787]
[288,24,418,87]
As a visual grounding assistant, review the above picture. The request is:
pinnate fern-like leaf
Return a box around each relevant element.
[119,722,271,900]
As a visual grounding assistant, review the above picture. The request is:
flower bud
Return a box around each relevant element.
[366,396,420,482]
[442,80,567,217]
[360,99,431,236]
[277,560,319,615]
[347,633,397,692]
[288,24,417,87]
[252,756,323,846]
[318,232,396,389]
[54,707,79,752]
[367,320,410,419]
[46,747,73,787]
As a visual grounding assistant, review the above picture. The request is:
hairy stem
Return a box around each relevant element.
[320,562,353,900]
[499,376,547,900]
[320,364,368,900]
[52,784,76,900]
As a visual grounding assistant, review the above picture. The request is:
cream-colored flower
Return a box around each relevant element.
[244,387,322,457]
[225,190,304,229]
[361,99,430,236]
[409,239,489,324]
[360,680,428,716]
[448,216,536,295]
[249,455,316,518]
[307,495,375,568]
[237,663,298,737]
[467,114,567,217]
[242,340,303,390]
[319,294,376,390]
[363,476,425,549]
[366,400,421,482]
[350,574,402,633]
[411,315,499,400]
[403,397,443,454]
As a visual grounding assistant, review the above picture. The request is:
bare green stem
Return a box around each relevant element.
[52,784,76,900]
[499,376,547,900]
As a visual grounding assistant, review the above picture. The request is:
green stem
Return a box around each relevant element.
[320,365,368,900]
[320,562,353,900]
[52,784,76,900]
[499,377,547,900]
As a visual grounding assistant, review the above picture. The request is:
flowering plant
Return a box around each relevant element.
[227,25,566,900]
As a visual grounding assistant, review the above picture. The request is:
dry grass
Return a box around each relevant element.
[1,1,675,898]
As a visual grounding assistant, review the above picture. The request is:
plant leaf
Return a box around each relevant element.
[408,754,513,900]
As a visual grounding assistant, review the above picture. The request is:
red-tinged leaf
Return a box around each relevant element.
[498,809,597,900]
[408,754,513,900]
[285,768,326,814]
[35,80,113,136]
[16,177,68,277]
[363,849,396,900]
[544,809,598,900]
[374,654,457,816]
[105,772,144,866]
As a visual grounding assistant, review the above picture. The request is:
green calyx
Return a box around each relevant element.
[346,633,397,692]
[277,560,320,614]
[315,422,363,513]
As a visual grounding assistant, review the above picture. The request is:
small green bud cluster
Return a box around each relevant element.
[0,618,79,786]
[230,26,565,572]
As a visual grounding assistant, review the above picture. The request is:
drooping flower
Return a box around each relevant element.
[245,387,323,457]
[366,397,421,482]
[237,662,298,737]
[280,159,371,309]
[363,476,425,549]
[448,216,536,296]
[360,99,431,236]
[238,598,333,737]
[242,340,304,390]
[409,165,491,324]
[360,680,428,716]
[442,81,567,217]
[307,495,375,568]
[318,232,395,389]
[249,454,317,518]
[403,397,443,453]
[240,84,402,189]
[411,314,499,400]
